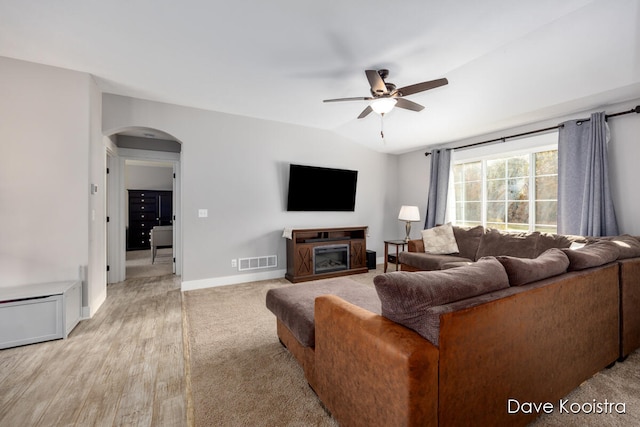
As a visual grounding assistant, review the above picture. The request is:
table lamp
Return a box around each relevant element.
[398,205,420,242]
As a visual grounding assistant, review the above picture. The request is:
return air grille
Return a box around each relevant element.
[238,255,277,271]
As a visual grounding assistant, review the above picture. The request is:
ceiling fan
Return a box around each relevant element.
[323,69,448,119]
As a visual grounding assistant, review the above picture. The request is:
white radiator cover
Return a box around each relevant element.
[238,255,277,271]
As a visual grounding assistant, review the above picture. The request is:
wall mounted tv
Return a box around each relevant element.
[286,164,358,211]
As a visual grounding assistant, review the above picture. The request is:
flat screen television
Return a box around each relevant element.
[286,164,358,211]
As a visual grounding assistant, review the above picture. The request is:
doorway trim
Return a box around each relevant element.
[107,147,182,283]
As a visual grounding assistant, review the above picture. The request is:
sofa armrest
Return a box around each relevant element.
[314,295,438,427]
[408,239,424,252]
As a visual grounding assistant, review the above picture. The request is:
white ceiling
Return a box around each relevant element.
[1,0,639,154]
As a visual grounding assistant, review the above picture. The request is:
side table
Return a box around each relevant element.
[384,240,407,273]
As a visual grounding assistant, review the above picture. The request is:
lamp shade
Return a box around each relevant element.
[370,98,397,115]
[398,205,420,222]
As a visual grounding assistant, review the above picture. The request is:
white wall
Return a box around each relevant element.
[609,102,640,235]
[0,57,92,293]
[103,94,398,288]
[397,152,430,240]
[87,76,106,316]
[397,98,640,235]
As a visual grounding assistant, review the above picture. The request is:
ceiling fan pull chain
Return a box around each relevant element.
[380,113,385,140]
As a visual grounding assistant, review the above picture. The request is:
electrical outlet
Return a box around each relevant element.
[231,259,237,268]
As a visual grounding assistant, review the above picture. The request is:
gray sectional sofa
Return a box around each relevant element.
[401,225,640,360]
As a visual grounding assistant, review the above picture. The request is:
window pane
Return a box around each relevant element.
[454,182,463,199]
[464,202,482,222]
[486,180,506,201]
[508,202,529,223]
[536,201,557,225]
[486,202,505,223]
[458,220,482,228]
[456,202,463,220]
[487,223,507,231]
[535,176,557,200]
[507,223,530,232]
[535,225,557,233]
[508,156,529,177]
[453,164,463,182]
[486,159,505,180]
[508,178,529,201]
[453,147,557,233]
[465,162,481,181]
[465,182,482,201]
[535,150,558,175]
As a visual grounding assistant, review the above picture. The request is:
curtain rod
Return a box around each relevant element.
[425,105,640,156]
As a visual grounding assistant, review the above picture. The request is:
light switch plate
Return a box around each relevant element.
[198,209,208,218]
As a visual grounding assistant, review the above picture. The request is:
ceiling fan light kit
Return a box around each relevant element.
[323,69,448,139]
[370,98,397,115]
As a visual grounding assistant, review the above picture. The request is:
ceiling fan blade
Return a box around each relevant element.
[395,98,425,112]
[365,70,388,95]
[357,105,373,119]
[323,97,372,103]
[397,78,448,97]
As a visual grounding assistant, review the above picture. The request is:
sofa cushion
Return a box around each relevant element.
[373,257,509,343]
[440,261,474,269]
[452,225,485,260]
[534,233,586,256]
[475,228,540,259]
[399,252,473,271]
[600,235,640,260]
[496,248,569,286]
[421,223,459,254]
[266,278,380,347]
[562,240,620,271]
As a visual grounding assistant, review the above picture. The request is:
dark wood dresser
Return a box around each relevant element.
[127,190,173,250]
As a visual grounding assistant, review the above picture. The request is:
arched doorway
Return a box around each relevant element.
[105,127,182,283]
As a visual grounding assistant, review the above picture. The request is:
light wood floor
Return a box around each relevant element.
[0,269,188,426]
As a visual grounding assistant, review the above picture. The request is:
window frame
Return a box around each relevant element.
[451,132,558,233]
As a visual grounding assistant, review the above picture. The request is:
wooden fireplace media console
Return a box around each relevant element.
[285,226,368,283]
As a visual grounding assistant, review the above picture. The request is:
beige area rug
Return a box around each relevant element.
[183,267,640,426]
[183,277,341,427]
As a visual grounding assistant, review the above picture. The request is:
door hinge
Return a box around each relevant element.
[173,257,176,263]
[173,173,176,178]
[106,167,110,174]
[106,216,110,222]
[107,265,110,272]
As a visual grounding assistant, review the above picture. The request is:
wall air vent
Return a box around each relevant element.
[238,255,277,271]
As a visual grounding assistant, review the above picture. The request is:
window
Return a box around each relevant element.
[453,147,558,233]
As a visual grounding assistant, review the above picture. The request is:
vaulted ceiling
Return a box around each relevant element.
[1,0,639,154]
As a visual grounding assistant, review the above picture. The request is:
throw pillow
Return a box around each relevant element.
[421,223,459,254]
[452,225,485,260]
[600,235,640,259]
[496,248,569,286]
[373,257,509,342]
[561,240,620,271]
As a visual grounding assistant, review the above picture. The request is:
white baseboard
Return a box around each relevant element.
[181,268,287,292]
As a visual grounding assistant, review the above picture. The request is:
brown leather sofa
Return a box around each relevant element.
[266,234,639,426]
[313,263,619,426]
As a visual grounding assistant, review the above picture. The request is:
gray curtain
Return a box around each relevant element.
[557,111,618,236]
[425,148,452,229]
